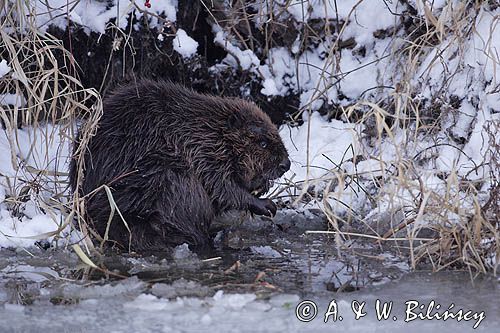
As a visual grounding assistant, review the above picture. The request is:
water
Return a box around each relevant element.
[0,211,498,332]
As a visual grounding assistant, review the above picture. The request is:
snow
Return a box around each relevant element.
[260,47,296,96]
[0,125,72,248]
[284,0,404,34]
[214,28,260,71]
[251,1,500,122]
[17,0,178,34]
[277,104,496,229]
[457,109,499,180]
[0,213,62,248]
[0,94,25,107]
[280,113,360,182]
[249,0,402,106]
[250,2,500,240]
[172,29,199,58]
[0,59,10,78]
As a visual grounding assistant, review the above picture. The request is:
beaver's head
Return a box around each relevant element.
[225,101,290,197]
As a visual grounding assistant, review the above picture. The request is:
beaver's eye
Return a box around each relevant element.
[260,140,268,149]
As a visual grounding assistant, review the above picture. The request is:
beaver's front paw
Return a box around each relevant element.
[248,198,277,217]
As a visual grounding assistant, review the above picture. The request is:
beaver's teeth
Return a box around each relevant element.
[251,190,260,196]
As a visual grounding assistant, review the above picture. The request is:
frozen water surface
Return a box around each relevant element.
[0,212,498,332]
[0,269,498,332]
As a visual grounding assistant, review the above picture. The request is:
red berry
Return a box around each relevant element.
[145,1,151,8]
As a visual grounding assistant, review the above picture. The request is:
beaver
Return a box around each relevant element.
[69,80,290,251]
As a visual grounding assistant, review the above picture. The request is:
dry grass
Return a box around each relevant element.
[0,1,101,251]
[247,0,499,274]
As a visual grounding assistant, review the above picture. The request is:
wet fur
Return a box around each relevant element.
[69,80,289,251]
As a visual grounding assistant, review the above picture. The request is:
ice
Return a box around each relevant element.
[0,272,498,332]
[123,294,169,311]
[268,294,300,307]
[1,264,59,282]
[3,304,24,313]
[172,243,196,260]
[62,276,145,300]
[212,290,256,309]
[151,279,210,298]
[250,245,282,258]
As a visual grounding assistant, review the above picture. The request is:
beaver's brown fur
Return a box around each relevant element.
[69,80,290,251]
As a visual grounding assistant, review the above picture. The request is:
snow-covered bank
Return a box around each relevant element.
[19,0,177,34]
[0,125,71,248]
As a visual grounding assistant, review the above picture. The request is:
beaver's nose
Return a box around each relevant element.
[278,157,291,175]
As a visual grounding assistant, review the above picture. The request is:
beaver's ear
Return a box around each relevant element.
[227,113,243,129]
